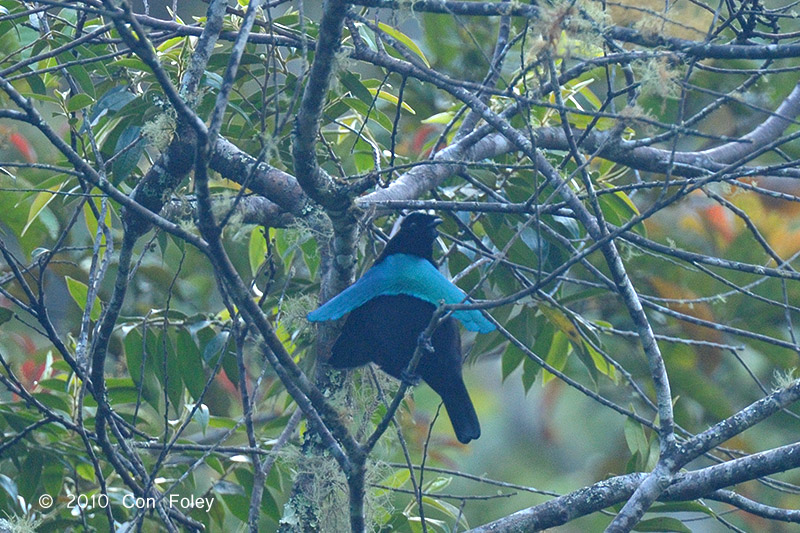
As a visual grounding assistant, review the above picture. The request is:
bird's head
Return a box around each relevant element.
[377,212,443,263]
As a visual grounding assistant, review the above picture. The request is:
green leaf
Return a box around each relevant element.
[572,77,602,108]
[633,517,692,533]
[162,331,184,414]
[89,85,136,124]
[124,328,161,410]
[66,93,94,112]
[368,88,415,114]
[552,214,581,239]
[82,191,112,255]
[37,378,67,391]
[215,481,248,523]
[25,74,47,95]
[382,513,411,530]
[521,354,540,392]
[378,22,431,67]
[113,58,151,71]
[540,304,582,347]
[540,305,581,383]
[41,460,64,497]
[421,496,469,529]
[22,184,62,237]
[339,71,374,105]
[300,237,319,279]
[76,462,96,482]
[260,487,281,522]
[82,193,106,237]
[569,113,616,131]
[422,111,456,125]
[353,149,375,173]
[64,276,102,322]
[371,469,410,507]
[17,451,42,502]
[502,344,525,382]
[581,338,616,382]
[599,188,646,237]
[190,403,210,434]
[157,36,185,52]
[423,476,451,493]
[107,378,139,404]
[20,91,60,104]
[233,463,281,522]
[177,329,207,399]
[624,417,650,466]
[203,331,229,364]
[112,125,144,184]
[521,316,553,391]
[208,416,237,429]
[202,71,223,90]
[249,227,267,277]
[124,328,145,381]
[542,330,570,384]
[66,63,95,98]
[222,347,240,390]
[649,501,716,516]
[206,456,225,475]
[342,97,394,132]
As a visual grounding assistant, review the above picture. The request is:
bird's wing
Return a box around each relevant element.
[307,254,495,333]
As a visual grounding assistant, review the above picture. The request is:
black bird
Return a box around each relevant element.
[308,213,494,444]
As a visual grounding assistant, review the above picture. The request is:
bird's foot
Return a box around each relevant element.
[400,369,421,387]
[416,333,434,354]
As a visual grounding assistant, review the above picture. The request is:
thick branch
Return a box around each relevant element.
[291,0,349,211]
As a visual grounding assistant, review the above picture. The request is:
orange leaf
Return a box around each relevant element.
[9,132,37,163]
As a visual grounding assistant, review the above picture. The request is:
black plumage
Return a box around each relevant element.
[327,213,481,444]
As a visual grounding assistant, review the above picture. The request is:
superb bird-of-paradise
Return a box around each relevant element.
[308,213,494,443]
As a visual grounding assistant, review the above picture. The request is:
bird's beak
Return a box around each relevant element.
[429,217,443,228]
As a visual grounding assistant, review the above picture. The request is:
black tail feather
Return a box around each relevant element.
[440,380,481,444]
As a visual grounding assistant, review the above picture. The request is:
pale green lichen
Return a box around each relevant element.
[281,293,317,331]
[280,438,394,531]
[633,57,684,101]
[141,111,176,152]
[633,13,665,41]
[0,515,43,533]
[290,208,333,242]
[773,368,800,391]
